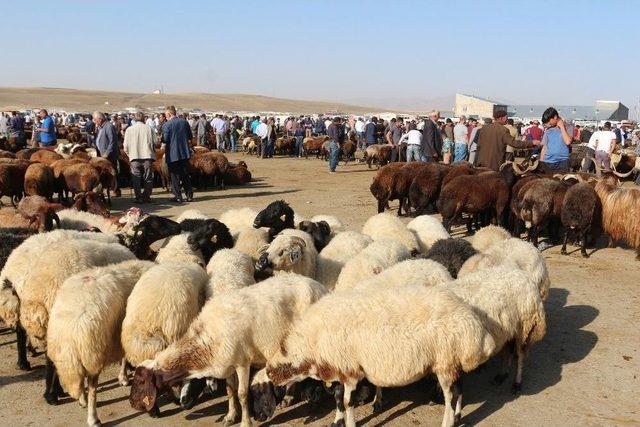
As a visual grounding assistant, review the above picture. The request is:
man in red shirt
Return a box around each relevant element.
[526,120,543,141]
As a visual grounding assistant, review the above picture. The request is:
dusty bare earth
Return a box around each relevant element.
[1,152,639,426]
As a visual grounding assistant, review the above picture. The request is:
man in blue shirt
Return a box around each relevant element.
[35,109,56,147]
[364,117,377,146]
[162,105,193,203]
[94,111,122,196]
[540,107,573,173]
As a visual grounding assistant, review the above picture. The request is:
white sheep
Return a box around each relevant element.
[441,266,547,392]
[315,231,372,290]
[469,224,512,252]
[219,207,258,237]
[17,239,135,348]
[353,258,452,291]
[0,230,119,328]
[233,226,269,261]
[264,285,496,427]
[47,260,155,426]
[334,239,410,292]
[130,273,328,427]
[155,233,205,266]
[206,248,255,297]
[362,212,420,254]
[122,261,209,366]
[176,209,210,223]
[309,214,344,234]
[458,237,550,300]
[256,229,318,278]
[406,215,450,253]
[57,209,121,233]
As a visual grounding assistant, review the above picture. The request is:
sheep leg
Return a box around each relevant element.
[280,383,296,408]
[222,373,239,426]
[372,386,384,412]
[491,344,513,385]
[86,374,100,427]
[580,230,590,258]
[437,374,455,427]
[331,383,346,427]
[512,345,526,395]
[561,229,569,255]
[235,365,251,427]
[342,380,358,427]
[453,378,463,424]
[118,358,129,386]
[15,323,31,371]
[44,356,59,405]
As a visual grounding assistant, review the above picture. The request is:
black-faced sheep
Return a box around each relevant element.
[561,182,601,257]
[253,200,295,239]
[298,220,332,252]
[177,218,234,263]
[424,238,477,278]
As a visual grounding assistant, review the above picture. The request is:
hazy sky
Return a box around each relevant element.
[2,0,638,111]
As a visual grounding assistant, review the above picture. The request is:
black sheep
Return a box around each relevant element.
[561,182,601,257]
[253,200,295,240]
[123,215,183,260]
[180,218,234,262]
[298,220,332,251]
[424,238,477,278]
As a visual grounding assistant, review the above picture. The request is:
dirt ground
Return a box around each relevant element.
[1,152,639,426]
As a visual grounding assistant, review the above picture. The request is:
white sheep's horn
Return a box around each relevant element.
[512,161,526,175]
[499,161,512,172]
[562,174,579,181]
[527,158,539,172]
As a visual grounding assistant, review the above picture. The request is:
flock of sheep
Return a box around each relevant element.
[0,197,550,427]
[370,160,640,260]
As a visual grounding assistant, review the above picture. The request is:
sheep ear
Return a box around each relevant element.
[279,214,287,222]
[290,245,303,263]
[211,234,218,244]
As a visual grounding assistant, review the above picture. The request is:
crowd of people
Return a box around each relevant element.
[2,107,639,183]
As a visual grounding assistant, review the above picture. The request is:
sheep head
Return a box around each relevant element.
[298,220,331,252]
[255,235,306,273]
[130,366,189,414]
[253,200,295,237]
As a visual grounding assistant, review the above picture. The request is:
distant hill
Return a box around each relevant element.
[0,87,390,115]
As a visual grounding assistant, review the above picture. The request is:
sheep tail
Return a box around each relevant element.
[54,348,87,400]
[523,305,547,347]
[19,300,48,346]
[0,286,20,328]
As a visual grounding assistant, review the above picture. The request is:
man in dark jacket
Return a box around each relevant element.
[364,117,377,146]
[94,111,121,196]
[162,105,193,203]
[421,110,443,162]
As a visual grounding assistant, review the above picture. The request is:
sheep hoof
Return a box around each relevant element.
[43,392,59,406]
[280,395,295,408]
[149,405,161,418]
[491,373,509,386]
[222,413,238,426]
[331,421,346,427]
[581,251,589,258]
[17,361,31,371]
[560,248,567,255]
[511,382,522,395]
[373,399,385,413]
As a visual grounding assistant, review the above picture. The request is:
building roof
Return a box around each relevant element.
[457,93,505,105]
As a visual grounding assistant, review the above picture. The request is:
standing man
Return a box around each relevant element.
[255,118,269,158]
[0,113,8,138]
[162,105,193,203]
[592,121,617,177]
[364,117,377,147]
[35,109,56,147]
[123,112,156,203]
[539,107,573,173]
[94,111,121,197]
[355,117,366,150]
[421,110,443,162]
[476,110,535,171]
[386,118,403,162]
[398,122,422,162]
[453,116,469,163]
[9,111,26,148]
[195,114,209,147]
[503,118,519,162]
[326,117,341,173]
[211,114,227,152]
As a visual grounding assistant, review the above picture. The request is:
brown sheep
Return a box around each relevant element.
[303,136,329,159]
[440,162,478,188]
[90,157,117,204]
[0,161,30,207]
[509,174,543,236]
[24,163,55,199]
[62,163,102,196]
[189,152,229,189]
[408,163,452,215]
[17,195,61,232]
[192,146,210,155]
[561,182,602,257]
[437,171,510,234]
[341,140,357,165]
[152,148,169,189]
[275,136,295,156]
[30,149,63,165]
[370,162,426,215]
[224,161,252,185]
[15,148,41,160]
[66,131,84,144]
[71,151,92,161]
[595,174,640,260]
[363,144,393,168]
[50,158,87,200]
[71,191,111,217]
[0,150,16,159]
